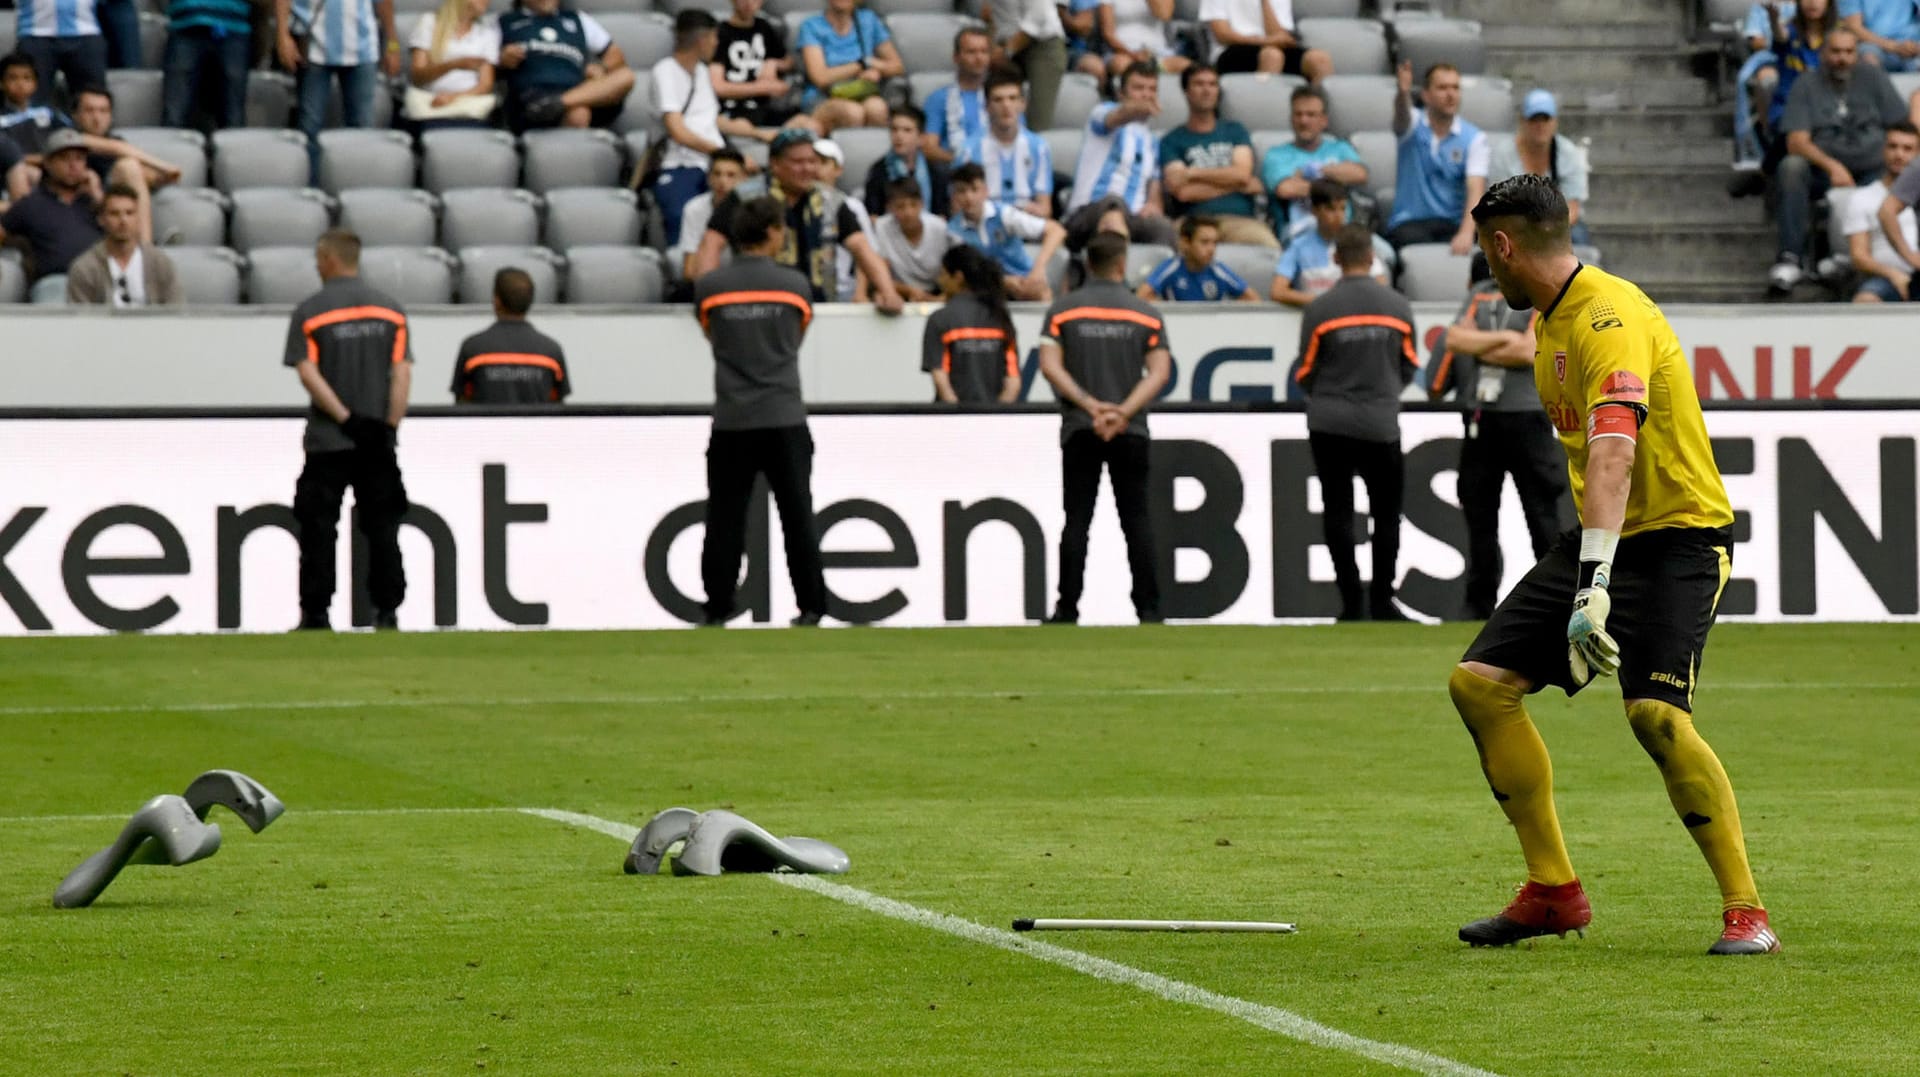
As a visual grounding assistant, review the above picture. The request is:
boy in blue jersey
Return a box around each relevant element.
[950,159,1065,299]
[1138,214,1257,302]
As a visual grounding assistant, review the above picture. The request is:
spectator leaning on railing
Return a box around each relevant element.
[1159,62,1276,248]
[874,176,957,301]
[1844,120,1920,300]
[1486,89,1590,246]
[1387,59,1487,254]
[1260,84,1367,244]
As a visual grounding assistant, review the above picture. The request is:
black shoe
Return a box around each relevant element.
[1044,608,1079,625]
[1137,611,1164,625]
[700,606,737,627]
[294,616,330,632]
[1336,603,1366,622]
[790,611,823,627]
[521,93,566,129]
[1727,169,1767,199]
[372,610,399,631]
[1370,602,1412,623]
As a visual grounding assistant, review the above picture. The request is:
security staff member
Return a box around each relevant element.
[921,245,1021,404]
[1427,252,1573,620]
[1296,223,1418,621]
[1037,230,1171,625]
[451,268,572,404]
[284,229,412,631]
[694,194,829,627]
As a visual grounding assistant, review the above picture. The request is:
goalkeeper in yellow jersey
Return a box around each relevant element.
[1448,174,1778,956]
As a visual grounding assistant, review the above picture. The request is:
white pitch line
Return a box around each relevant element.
[512,808,1503,1077]
[0,806,528,825]
[0,679,1909,718]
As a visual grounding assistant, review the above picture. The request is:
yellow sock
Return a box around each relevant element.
[1627,701,1761,913]
[1449,666,1577,887]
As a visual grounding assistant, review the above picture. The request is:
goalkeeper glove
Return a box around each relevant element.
[1567,529,1621,687]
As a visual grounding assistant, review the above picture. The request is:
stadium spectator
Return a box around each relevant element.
[285,229,413,633]
[1197,0,1330,81]
[949,159,1063,300]
[100,0,141,76]
[982,0,1067,130]
[674,146,747,285]
[403,0,500,130]
[921,26,992,165]
[954,65,1053,219]
[873,176,955,300]
[1094,0,1188,82]
[1734,1,1791,171]
[1756,0,1835,165]
[694,128,903,310]
[1066,62,1174,246]
[652,11,731,248]
[161,0,253,130]
[714,0,813,134]
[1159,62,1274,248]
[12,0,108,109]
[796,0,902,134]
[1038,230,1170,625]
[2,53,74,180]
[1425,251,1571,621]
[451,268,573,403]
[694,194,828,628]
[279,0,399,184]
[73,86,182,200]
[1841,0,1920,70]
[1060,0,1108,81]
[1770,27,1904,293]
[922,243,1021,403]
[0,129,106,300]
[1261,85,1366,244]
[65,183,182,306]
[1873,121,1920,276]
[1845,121,1920,299]
[1270,178,1388,306]
[1295,223,1416,621]
[0,132,24,203]
[496,0,635,132]
[1139,214,1257,301]
[864,102,950,217]
[1388,60,1486,253]
[812,136,876,300]
[1486,90,1590,246]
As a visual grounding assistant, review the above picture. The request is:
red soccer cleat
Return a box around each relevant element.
[1459,879,1593,947]
[1709,907,1781,955]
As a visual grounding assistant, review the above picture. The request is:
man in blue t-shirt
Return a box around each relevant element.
[795,0,904,131]
[1158,63,1276,248]
[1139,214,1257,302]
[1843,0,1920,72]
[1261,84,1369,243]
[920,26,992,164]
[1387,60,1488,252]
[497,0,637,131]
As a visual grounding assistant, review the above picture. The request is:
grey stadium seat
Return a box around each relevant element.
[317,129,417,194]
[1349,129,1397,200]
[622,130,651,172]
[597,12,676,70]
[0,256,26,304]
[359,246,457,305]
[1152,72,1188,132]
[1396,242,1472,302]
[338,188,442,247]
[545,187,642,249]
[826,127,889,197]
[1052,72,1102,133]
[229,188,337,252]
[1391,17,1487,77]
[1297,18,1390,76]
[613,71,656,135]
[729,133,770,171]
[1125,242,1174,286]
[1891,72,1920,101]
[441,188,543,250]
[0,25,12,65]
[421,129,522,192]
[1321,74,1396,139]
[886,14,980,75]
[118,128,210,188]
[1294,0,1361,15]
[167,247,246,305]
[762,0,817,17]
[152,187,230,247]
[907,71,947,110]
[564,245,666,304]
[1459,76,1515,135]
[247,246,325,304]
[1250,129,1292,171]
[212,129,311,192]
[1040,127,1081,183]
[105,70,164,127]
[458,246,563,305]
[1214,242,1277,299]
[246,71,295,129]
[1219,72,1306,131]
[871,0,956,14]
[521,128,625,192]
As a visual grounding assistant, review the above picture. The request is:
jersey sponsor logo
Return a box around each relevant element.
[540,26,557,40]
[1553,350,1566,383]
[1545,400,1580,432]
[1648,671,1688,690]
[1590,316,1622,331]
[1600,370,1647,403]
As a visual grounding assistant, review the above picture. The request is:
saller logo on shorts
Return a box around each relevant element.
[1600,370,1647,403]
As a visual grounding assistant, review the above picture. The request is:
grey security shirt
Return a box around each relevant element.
[1427,280,1539,413]
[1039,278,1169,443]
[282,275,413,453]
[1295,274,1417,443]
[694,254,813,430]
[1781,64,1907,176]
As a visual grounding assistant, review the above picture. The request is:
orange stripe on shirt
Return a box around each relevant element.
[1297,313,1417,383]
[302,304,408,364]
[699,289,813,331]
[465,352,565,377]
[1430,294,1486,398]
[1046,306,1163,339]
[941,327,1011,375]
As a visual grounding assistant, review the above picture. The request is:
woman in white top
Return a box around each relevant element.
[406,0,502,129]
[1097,0,1187,82]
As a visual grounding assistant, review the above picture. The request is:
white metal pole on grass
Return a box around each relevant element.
[1011,918,1296,934]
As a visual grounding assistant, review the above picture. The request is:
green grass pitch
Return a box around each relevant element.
[3,624,1916,1076]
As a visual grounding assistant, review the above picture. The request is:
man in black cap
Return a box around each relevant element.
[451,267,572,404]
[0,128,105,298]
[693,194,829,627]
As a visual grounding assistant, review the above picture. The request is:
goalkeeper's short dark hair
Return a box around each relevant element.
[1470,173,1570,250]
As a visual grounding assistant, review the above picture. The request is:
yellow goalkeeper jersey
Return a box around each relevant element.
[1533,265,1733,537]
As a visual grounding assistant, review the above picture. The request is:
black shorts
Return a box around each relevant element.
[1462,526,1734,711]
[1215,43,1308,76]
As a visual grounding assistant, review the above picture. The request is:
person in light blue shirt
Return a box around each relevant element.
[1138,214,1257,302]
[919,26,991,164]
[796,0,903,131]
[949,159,1066,299]
[1271,179,1391,306]
[1842,0,1920,71]
[1387,60,1488,252]
[279,0,400,185]
[1261,85,1368,243]
[1065,61,1175,245]
[13,0,107,108]
[954,65,1054,219]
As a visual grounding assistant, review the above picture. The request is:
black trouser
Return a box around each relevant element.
[1458,410,1574,620]
[702,424,827,620]
[293,446,408,623]
[1308,431,1403,614]
[1386,216,1458,250]
[1056,430,1159,620]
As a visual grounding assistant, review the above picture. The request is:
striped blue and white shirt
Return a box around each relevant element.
[290,0,381,67]
[955,127,1053,210]
[16,0,101,39]
[949,200,1047,276]
[1069,101,1158,213]
[921,83,986,155]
